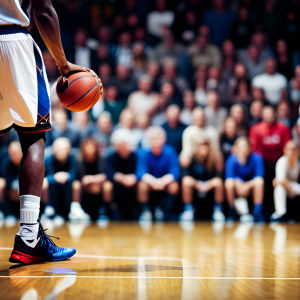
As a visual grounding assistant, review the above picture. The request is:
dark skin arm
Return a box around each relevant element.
[31,0,85,76]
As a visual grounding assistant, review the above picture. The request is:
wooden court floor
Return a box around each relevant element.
[0,221,299,300]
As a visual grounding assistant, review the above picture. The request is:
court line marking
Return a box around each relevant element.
[0,276,299,280]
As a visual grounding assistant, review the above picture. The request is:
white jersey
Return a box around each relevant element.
[0,0,30,27]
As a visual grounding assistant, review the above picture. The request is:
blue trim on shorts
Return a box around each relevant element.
[0,25,28,35]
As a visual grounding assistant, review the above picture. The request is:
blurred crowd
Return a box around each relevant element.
[1,0,300,226]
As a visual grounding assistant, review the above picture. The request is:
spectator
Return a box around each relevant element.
[92,112,113,157]
[159,81,181,107]
[76,138,109,221]
[105,128,138,220]
[180,137,225,222]
[46,108,80,149]
[238,45,266,80]
[128,74,159,118]
[146,0,175,41]
[232,79,252,105]
[151,29,186,66]
[1,141,23,225]
[271,140,300,222]
[221,40,236,81]
[204,90,228,134]
[71,111,95,144]
[136,127,180,221]
[229,104,248,136]
[98,63,112,87]
[249,100,263,127]
[180,107,223,172]
[188,32,222,69]
[110,65,136,99]
[43,138,89,224]
[276,100,291,128]
[249,31,275,61]
[202,0,237,48]
[252,87,266,103]
[180,90,197,126]
[228,63,248,98]
[220,117,238,161]
[91,44,116,74]
[252,58,288,106]
[162,105,187,155]
[292,118,300,148]
[230,6,253,49]
[276,40,293,80]
[131,42,147,79]
[225,137,265,222]
[111,31,132,66]
[91,86,127,124]
[194,66,208,107]
[289,65,300,116]
[73,28,91,69]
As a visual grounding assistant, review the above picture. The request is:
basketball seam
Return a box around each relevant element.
[81,88,99,111]
[66,83,98,108]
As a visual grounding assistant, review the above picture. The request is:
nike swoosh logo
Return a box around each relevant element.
[21,237,40,248]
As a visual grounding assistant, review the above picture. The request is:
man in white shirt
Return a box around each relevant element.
[252,58,287,106]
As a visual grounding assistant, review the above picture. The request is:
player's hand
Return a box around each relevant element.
[59,61,86,77]
[86,68,103,96]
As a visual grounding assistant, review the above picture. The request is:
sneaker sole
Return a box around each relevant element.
[9,250,76,264]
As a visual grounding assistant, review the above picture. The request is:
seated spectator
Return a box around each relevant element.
[111,31,132,66]
[271,141,300,222]
[232,79,252,105]
[71,111,95,144]
[146,0,175,42]
[180,107,223,172]
[91,86,127,124]
[145,61,161,91]
[225,137,265,222]
[128,74,159,119]
[292,118,300,149]
[105,129,138,220]
[204,90,228,134]
[162,105,187,155]
[249,31,275,61]
[194,77,208,107]
[180,90,196,126]
[91,44,116,74]
[252,58,288,106]
[188,31,222,69]
[151,29,186,66]
[1,141,22,226]
[43,138,89,224]
[136,127,180,221]
[46,108,80,149]
[110,65,136,99]
[76,138,109,221]
[221,40,236,81]
[151,94,170,127]
[229,104,248,136]
[98,63,112,87]
[289,65,300,117]
[180,137,225,222]
[238,44,266,80]
[276,40,293,80]
[249,100,263,127]
[92,112,113,157]
[158,58,189,96]
[220,117,238,161]
[252,87,266,103]
[73,28,92,69]
[159,81,181,107]
[131,42,147,79]
[276,100,291,128]
[228,63,248,98]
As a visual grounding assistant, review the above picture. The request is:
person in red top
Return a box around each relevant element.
[249,105,291,217]
[249,106,291,163]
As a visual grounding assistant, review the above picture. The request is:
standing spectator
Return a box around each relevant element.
[128,74,159,119]
[188,32,222,68]
[271,141,300,222]
[76,138,109,221]
[202,0,237,48]
[136,127,180,221]
[180,138,225,222]
[249,100,263,127]
[105,129,138,220]
[180,90,196,126]
[146,0,175,42]
[204,91,228,134]
[252,58,288,106]
[225,137,265,222]
[92,112,113,157]
[220,117,238,162]
[276,40,293,80]
[229,104,248,136]
[43,138,89,224]
[162,105,187,155]
[110,65,136,99]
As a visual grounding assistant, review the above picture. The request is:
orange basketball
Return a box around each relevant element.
[56,70,102,112]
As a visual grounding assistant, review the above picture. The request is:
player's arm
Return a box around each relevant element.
[31,0,85,76]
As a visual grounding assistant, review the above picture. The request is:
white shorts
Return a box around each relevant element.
[0,25,51,134]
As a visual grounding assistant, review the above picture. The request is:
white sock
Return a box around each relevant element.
[19,195,40,239]
[274,185,287,216]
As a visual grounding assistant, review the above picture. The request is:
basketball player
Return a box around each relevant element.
[0,0,94,264]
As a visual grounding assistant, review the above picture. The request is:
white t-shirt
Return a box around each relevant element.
[0,0,30,26]
[252,72,287,105]
[147,11,175,38]
[128,91,158,117]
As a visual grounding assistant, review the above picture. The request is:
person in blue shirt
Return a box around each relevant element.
[225,137,265,222]
[180,137,225,222]
[136,126,180,221]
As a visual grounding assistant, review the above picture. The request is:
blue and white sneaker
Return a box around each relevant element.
[9,219,76,264]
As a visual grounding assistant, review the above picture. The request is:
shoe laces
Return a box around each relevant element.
[38,220,60,247]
